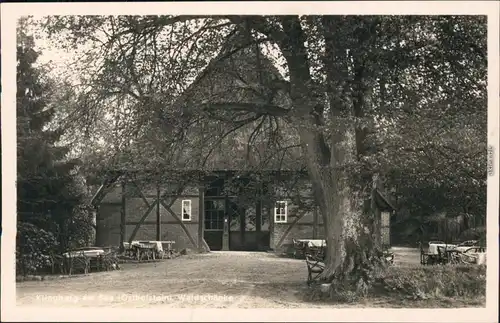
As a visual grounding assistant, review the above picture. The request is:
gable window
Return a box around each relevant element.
[274,201,287,223]
[182,200,192,221]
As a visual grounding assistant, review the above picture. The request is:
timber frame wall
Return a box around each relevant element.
[91,171,394,252]
[92,171,207,251]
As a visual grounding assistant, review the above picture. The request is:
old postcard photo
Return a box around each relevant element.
[1,1,499,322]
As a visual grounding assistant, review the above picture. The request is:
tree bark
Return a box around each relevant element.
[274,16,385,294]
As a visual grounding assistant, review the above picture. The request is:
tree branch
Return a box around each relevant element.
[201,116,261,167]
[201,102,290,117]
[229,16,287,46]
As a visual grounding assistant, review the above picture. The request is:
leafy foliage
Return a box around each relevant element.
[374,264,486,300]
[39,15,487,286]
[17,19,94,274]
[16,222,58,275]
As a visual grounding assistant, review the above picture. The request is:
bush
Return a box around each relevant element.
[460,226,486,246]
[373,264,486,300]
[16,222,59,275]
[66,206,96,249]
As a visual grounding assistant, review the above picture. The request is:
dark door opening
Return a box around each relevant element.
[203,175,270,251]
[204,199,225,251]
[228,198,269,251]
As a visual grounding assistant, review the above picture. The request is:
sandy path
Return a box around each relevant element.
[16,251,330,308]
[16,248,431,308]
[17,248,483,309]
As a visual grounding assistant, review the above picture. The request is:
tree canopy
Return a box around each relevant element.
[17,19,95,275]
[39,15,487,291]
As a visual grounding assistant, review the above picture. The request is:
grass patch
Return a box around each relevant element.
[374,264,486,300]
[304,264,486,307]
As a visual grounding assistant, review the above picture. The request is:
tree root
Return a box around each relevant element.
[318,238,390,302]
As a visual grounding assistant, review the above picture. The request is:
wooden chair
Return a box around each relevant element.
[383,250,395,264]
[456,249,481,264]
[128,244,142,261]
[465,247,485,253]
[66,255,90,275]
[162,242,175,259]
[305,253,325,286]
[100,252,120,271]
[307,243,326,260]
[123,242,136,258]
[292,239,306,259]
[419,242,432,265]
[49,254,67,275]
[143,248,154,261]
[436,246,449,265]
[446,250,463,264]
[135,241,154,261]
[314,247,326,261]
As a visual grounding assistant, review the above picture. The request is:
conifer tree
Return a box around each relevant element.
[17,20,84,254]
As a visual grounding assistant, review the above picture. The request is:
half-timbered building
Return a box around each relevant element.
[91,27,395,253]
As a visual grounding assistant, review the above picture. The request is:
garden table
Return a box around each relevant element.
[62,248,105,258]
[297,239,326,248]
[428,243,456,255]
[126,240,176,260]
[62,247,107,273]
[297,239,326,259]
[455,245,481,253]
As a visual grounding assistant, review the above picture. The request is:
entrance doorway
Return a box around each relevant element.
[203,175,270,251]
[203,198,225,251]
[228,197,269,251]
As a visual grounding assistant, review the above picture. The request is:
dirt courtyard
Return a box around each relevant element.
[17,251,317,308]
[16,249,422,308]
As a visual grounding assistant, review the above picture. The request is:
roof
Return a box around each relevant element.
[95,26,304,183]
[174,26,285,111]
[125,26,302,173]
[179,28,301,171]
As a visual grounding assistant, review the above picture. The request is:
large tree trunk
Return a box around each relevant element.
[278,16,385,295]
[242,15,384,294]
[297,120,382,294]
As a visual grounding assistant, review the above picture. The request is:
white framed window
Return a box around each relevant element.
[182,200,192,221]
[274,201,287,223]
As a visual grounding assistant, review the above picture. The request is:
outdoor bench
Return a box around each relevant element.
[305,254,325,286]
